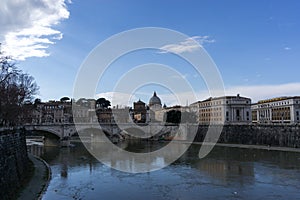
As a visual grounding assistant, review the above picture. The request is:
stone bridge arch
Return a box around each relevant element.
[25,128,61,146]
[27,129,60,139]
[23,123,190,141]
[73,124,114,136]
[74,127,111,137]
[122,127,150,139]
[24,125,63,138]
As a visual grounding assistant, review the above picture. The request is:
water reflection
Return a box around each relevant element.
[32,140,300,200]
[85,141,190,173]
[27,144,44,157]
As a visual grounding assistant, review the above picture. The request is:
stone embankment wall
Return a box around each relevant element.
[194,125,300,148]
[0,130,29,200]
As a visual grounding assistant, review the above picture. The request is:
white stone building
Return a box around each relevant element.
[251,96,300,124]
[190,94,252,124]
[148,91,162,122]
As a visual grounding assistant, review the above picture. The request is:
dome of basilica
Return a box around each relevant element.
[149,91,162,106]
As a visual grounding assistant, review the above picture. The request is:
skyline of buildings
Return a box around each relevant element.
[23,91,300,125]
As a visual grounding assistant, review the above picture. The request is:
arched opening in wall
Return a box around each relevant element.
[122,127,170,153]
[123,127,147,139]
[26,130,60,147]
[77,128,111,143]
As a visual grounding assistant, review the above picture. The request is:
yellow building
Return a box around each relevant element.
[251,96,300,124]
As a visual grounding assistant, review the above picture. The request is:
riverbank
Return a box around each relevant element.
[17,154,51,200]
[0,130,30,200]
[193,124,300,148]
[191,142,300,153]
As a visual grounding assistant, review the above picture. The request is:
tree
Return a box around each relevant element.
[76,98,89,107]
[34,98,42,105]
[165,110,181,124]
[164,110,197,124]
[0,52,39,126]
[96,97,111,109]
[60,96,70,102]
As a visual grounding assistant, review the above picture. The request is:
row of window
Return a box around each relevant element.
[41,105,66,110]
[200,107,222,112]
[201,112,222,117]
[199,117,223,122]
[257,100,295,108]
[199,100,222,107]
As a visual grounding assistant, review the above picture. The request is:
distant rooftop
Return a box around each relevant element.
[190,94,250,105]
[257,96,300,104]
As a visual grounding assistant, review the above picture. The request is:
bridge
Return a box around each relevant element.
[22,123,197,141]
[24,123,110,138]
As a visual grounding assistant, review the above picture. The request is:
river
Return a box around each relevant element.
[28,140,300,200]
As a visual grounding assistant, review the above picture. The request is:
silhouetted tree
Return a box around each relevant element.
[34,98,42,105]
[96,97,111,109]
[0,52,39,126]
[165,110,197,124]
[60,96,70,102]
[166,110,181,124]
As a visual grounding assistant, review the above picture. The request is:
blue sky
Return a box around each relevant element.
[1,0,300,106]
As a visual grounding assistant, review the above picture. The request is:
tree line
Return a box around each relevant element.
[0,52,38,127]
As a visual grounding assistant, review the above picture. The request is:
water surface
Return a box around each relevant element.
[28,140,300,200]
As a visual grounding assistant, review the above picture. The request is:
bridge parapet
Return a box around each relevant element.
[23,122,194,140]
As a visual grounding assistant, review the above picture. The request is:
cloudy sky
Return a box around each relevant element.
[1,0,300,106]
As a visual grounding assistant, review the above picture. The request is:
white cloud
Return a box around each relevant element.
[159,36,215,54]
[224,82,300,103]
[0,0,70,60]
[284,47,291,50]
[264,57,271,61]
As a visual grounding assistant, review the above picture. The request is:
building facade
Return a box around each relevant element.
[112,107,132,123]
[133,99,148,123]
[251,96,300,124]
[72,99,97,123]
[190,94,251,124]
[149,91,162,111]
[149,91,162,122]
[30,100,73,124]
[96,108,112,123]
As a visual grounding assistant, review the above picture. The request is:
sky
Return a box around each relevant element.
[1,0,300,106]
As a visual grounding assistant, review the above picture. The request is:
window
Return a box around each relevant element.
[246,111,249,116]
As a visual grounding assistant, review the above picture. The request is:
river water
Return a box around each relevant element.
[28,140,300,200]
